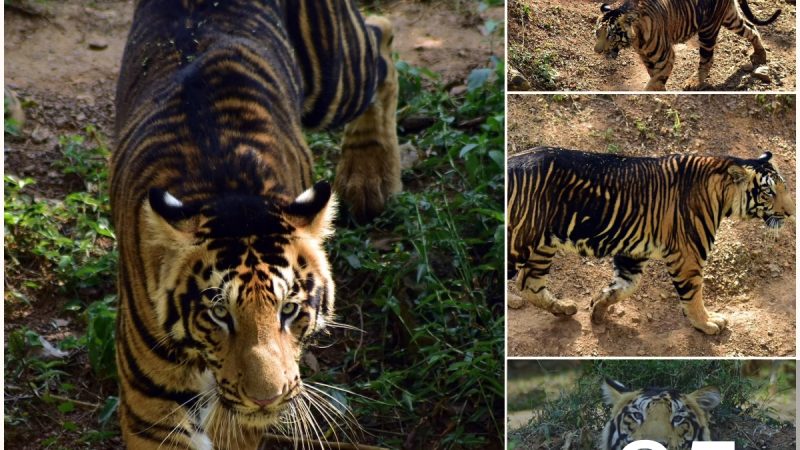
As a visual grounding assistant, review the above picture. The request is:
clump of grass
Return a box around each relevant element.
[4,126,119,445]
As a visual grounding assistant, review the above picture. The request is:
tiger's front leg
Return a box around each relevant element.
[591,255,646,324]
[335,16,401,222]
[642,45,675,91]
[669,259,727,335]
[511,250,577,316]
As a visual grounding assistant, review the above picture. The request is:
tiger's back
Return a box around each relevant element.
[508,146,793,334]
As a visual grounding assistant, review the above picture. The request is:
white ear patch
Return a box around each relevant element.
[163,191,184,208]
[294,186,316,204]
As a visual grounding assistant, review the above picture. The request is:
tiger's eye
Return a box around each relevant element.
[281,302,298,316]
[211,304,228,319]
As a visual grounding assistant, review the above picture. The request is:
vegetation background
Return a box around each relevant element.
[4,0,505,448]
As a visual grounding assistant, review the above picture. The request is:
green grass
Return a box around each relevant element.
[4,55,504,448]
[307,57,505,448]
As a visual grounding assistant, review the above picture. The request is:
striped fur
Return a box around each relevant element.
[507,147,794,334]
[111,1,400,448]
[594,0,781,90]
[600,379,721,450]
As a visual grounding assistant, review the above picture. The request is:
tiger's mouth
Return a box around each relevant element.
[765,215,786,229]
[607,48,620,59]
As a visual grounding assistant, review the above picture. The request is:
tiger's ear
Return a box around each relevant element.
[601,378,628,406]
[688,386,721,412]
[727,165,754,185]
[283,181,337,239]
[146,188,201,237]
[601,3,613,13]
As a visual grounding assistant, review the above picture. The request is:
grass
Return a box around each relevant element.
[3,53,504,448]
[508,361,797,450]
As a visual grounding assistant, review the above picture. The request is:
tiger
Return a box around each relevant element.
[111,1,400,448]
[593,0,782,90]
[507,147,794,335]
[600,379,722,450]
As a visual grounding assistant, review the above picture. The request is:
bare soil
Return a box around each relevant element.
[507,94,796,357]
[3,1,502,448]
[507,0,797,91]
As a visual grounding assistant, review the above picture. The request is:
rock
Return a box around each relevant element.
[88,39,109,51]
[637,349,646,356]
[646,312,654,322]
[31,126,52,144]
[508,65,531,91]
[507,294,526,309]
[399,142,419,170]
[752,66,771,83]
[449,85,468,97]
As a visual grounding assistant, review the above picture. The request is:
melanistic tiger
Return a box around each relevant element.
[594,0,782,90]
[111,1,400,448]
[507,147,793,335]
[600,379,721,450]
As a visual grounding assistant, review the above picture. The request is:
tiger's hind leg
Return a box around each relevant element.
[668,257,727,335]
[723,8,768,66]
[692,27,721,88]
[335,16,401,222]
[511,247,577,316]
[591,255,646,324]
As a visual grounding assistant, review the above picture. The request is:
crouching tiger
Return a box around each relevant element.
[507,147,793,335]
[111,1,399,448]
[594,0,782,90]
[600,379,721,450]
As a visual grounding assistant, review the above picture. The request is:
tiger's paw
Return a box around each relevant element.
[520,291,577,316]
[334,158,401,222]
[750,49,767,67]
[590,302,608,324]
[690,313,727,335]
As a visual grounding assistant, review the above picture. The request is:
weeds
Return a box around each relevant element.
[309,56,504,448]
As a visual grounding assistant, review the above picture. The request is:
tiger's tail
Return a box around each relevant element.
[738,0,781,25]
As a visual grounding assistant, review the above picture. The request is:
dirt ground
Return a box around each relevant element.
[507,0,797,91]
[507,94,796,357]
[3,1,502,448]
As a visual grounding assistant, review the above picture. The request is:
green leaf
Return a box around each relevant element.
[57,401,75,414]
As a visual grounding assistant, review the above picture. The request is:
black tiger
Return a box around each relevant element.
[507,147,793,334]
[594,0,782,90]
[111,0,400,448]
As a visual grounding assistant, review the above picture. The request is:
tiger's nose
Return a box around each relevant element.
[245,374,300,408]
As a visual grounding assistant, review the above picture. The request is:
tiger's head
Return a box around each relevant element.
[727,152,795,230]
[594,3,637,59]
[142,181,337,433]
[600,379,721,450]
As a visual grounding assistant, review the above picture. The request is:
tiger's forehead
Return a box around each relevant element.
[619,389,685,411]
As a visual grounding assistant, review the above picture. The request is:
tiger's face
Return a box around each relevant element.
[594,3,636,59]
[142,182,337,430]
[600,379,721,450]
[729,152,795,229]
